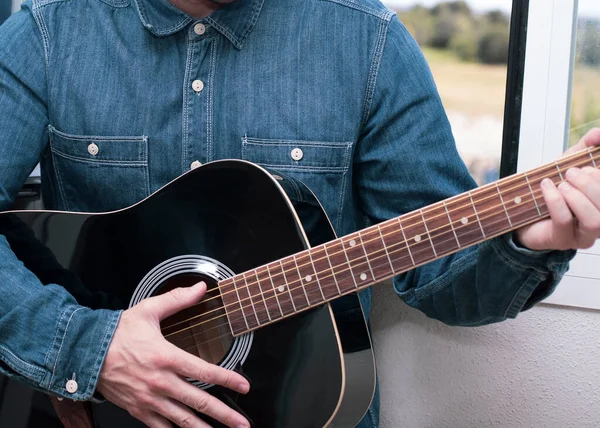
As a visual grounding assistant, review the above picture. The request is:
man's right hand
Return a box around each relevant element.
[97,282,250,428]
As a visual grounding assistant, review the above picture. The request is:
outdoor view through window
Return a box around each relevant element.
[570,0,600,147]
[383,0,512,185]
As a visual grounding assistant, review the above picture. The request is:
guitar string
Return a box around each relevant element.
[162,147,597,323]
[168,164,583,353]
[162,150,598,336]
[162,151,599,342]
[161,148,596,328]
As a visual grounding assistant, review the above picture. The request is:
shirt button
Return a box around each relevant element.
[192,80,204,93]
[87,143,99,156]
[291,148,303,161]
[272,174,284,181]
[65,379,78,394]
[190,160,202,170]
[194,23,206,35]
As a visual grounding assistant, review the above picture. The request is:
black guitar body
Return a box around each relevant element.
[0,161,375,427]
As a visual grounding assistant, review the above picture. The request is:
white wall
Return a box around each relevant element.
[371,285,600,428]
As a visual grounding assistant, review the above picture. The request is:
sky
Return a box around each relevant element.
[381,0,600,18]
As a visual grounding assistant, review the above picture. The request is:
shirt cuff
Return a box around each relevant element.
[41,305,122,401]
[493,233,576,316]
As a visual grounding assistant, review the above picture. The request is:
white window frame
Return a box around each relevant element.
[519,0,600,310]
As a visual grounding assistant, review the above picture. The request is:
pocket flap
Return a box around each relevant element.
[242,137,351,171]
[48,126,148,165]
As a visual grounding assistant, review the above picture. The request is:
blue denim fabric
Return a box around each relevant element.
[0,0,575,425]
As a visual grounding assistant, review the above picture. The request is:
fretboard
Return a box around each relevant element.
[220,146,599,336]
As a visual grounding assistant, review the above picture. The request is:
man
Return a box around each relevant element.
[0,0,598,427]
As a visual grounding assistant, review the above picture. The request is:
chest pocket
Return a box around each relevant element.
[48,126,150,212]
[241,136,352,232]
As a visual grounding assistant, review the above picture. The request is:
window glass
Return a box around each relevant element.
[569,0,600,146]
[383,0,512,185]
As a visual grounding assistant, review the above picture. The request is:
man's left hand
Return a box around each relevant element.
[515,127,600,251]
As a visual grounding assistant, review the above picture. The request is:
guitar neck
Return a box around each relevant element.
[220,146,600,336]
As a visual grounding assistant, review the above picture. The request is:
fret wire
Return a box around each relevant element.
[173,152,600,334]
[264,265,285,315]
[293,254,311,303]
[323,244,342,294]
[279,259,299,309]
[420,208,437,257]
[495,182,513,228]
[468,191,487,237]
[377,224,395,273]
[255,269,278,319]
[442,200,461,248]
[308,251,326,300]
[357,231,376,281]
[555,161,564,181]
[398,217,415,266]
[341,238,359,288]
[524,173,542,216]
[211,150,600,332]
[590,147,598,168]
[233,276,250,330]
[241,272,261,326]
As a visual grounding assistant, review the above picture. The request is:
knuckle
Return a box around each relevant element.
[194,394,211,412]
[178,414,196,428]
[138,393,156,409]
[147,374,168,392]
[555,215,572,228]
[194,364,211,382]
[168,287,186,302]
[129,407,148,421]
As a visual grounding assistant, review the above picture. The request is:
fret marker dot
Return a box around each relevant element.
[305,275,312,282]
[360,273,368,281]
[514,196,522,204]
[414,235,422,243]
[349,239,356,247]
[278,285,285,293]
[461,217,469,225]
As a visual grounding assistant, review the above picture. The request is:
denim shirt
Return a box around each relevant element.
[0,0,574,426]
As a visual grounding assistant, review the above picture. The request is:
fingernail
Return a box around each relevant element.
[238,382,250,393]
[237,423,249,428]
[558,182,571,192]
[194,281,206,290]
[566,168,580,179]
[541,178,553,188]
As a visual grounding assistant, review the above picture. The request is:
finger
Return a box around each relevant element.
[565,127,600,155]
[566,168,600,211]
[559,181,600,234]
[541,178,575,246]
[143,282,207,320]
[173,383,250,428]
[168,348,250,394]
[137,412,172,428]
[159,398,212,428]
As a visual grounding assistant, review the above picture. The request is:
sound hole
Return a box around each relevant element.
[158,274,233,365]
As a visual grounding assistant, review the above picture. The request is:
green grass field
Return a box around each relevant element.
[421,47,600,145]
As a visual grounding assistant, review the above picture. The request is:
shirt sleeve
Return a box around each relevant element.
[355,15,575,326]
[0,2,120,400]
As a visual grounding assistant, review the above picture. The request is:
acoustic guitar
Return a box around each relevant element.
[2,145,598,427]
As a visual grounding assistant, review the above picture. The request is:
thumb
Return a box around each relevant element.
[565,127,600,156]
[142,281,207,321]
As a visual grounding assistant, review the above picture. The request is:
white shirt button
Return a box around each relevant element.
[190,160,202,170]
[193,23,206,35]
[192,80,204,93]
[65,379,78,394]
[87,143,99,156]
[291,148,303,161]
[272,174,284,181]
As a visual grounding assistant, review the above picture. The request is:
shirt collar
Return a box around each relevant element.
[132,0,264,49]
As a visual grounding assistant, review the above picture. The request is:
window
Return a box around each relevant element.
[519,0,600,309]
[384,0,513,185]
